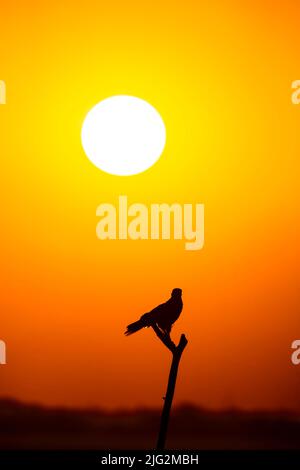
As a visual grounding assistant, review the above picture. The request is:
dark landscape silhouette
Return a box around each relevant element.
[1,398,300,449]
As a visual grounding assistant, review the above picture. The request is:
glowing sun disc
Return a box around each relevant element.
[81,95,166,176]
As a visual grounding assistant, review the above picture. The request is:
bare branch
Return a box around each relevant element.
[156,332,188,449]
[151,324,177,353]
[177,334,188,353]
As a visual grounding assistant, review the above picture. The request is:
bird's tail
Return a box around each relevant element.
[125,319,145,336]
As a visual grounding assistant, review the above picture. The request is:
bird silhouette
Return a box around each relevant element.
[125,288,183,336]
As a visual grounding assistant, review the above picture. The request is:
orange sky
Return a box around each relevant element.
[0,0,300,410]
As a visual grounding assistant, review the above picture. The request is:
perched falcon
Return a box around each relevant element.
[125,288,183,336]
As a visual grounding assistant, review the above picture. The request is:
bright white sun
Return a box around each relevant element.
[81,95,166,176]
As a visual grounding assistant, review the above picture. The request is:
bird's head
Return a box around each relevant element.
[171,288,182,297]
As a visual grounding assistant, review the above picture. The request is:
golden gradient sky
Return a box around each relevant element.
[1,0,300,410]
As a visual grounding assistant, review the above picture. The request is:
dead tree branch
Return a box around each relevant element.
[151,324,188,450]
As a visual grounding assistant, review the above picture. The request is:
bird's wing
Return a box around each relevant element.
[142,302,168,323]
